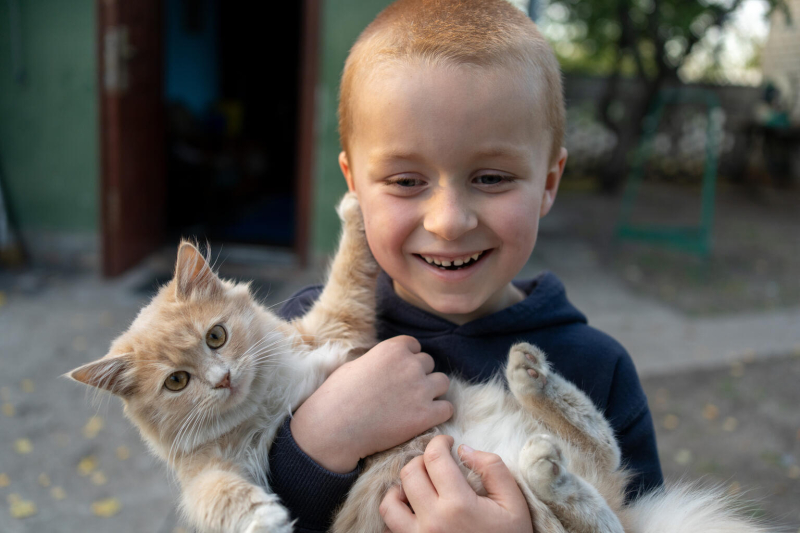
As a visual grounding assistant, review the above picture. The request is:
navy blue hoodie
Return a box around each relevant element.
[269,271,664,532]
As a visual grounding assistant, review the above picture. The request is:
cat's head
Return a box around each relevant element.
[68,241,289,457]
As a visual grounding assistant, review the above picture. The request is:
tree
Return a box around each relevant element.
[542,0,789,191]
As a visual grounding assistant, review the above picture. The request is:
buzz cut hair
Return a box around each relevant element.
[338,0,565,165]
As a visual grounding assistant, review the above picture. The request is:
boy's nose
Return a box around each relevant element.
[423,189,478,241]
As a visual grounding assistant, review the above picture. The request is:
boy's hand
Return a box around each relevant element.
[290,336,453,473]
[380,435,534,533]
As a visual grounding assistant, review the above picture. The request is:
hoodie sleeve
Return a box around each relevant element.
[605,353,665,499]
[266,286,359,531]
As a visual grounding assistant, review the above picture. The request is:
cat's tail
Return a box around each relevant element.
[620,482,777,533]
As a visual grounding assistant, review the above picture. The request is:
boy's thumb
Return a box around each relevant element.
[457,444,520,504]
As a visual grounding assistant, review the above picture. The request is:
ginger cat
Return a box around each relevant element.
[70,193,770,533]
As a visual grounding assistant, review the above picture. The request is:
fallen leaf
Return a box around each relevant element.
[741,350,757,363]
[2,403,14,417]
[663,414,680,430]
[77,456,97,476]
[674,448,693,465]
[37,473,50,487]
[91,471,107,485]
[173,527,189,533]
[14,439,32,454]
[702,403,719,421]
[730,362,745,378]
[787,465,800,479]
[7,494,20,504]
[83,416,104,439]
[654,388,669,409]
[8,495,37,519]
[116,445,130,461]
[92,498,121,517]
[21,379,34,393]
[0,473,9,487]
[722,417,738,432]
[51,486,66,500]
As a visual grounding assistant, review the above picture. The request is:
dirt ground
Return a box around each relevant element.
[642,352,800,530]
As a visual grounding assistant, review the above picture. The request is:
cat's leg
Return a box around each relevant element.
[294,192,379,353]
[519,434,624,533]
[180,460,292,533]
[505,342,620,471]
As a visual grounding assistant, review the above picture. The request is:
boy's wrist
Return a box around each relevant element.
[290,409,361,473]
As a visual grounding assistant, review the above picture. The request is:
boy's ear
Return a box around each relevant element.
[339,151,356,192]
[175,241,223,300]
[540,147,567,218]
[67,353,136,397]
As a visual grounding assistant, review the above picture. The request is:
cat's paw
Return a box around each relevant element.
[519,434,570,503]
[336,192,364,231]
[506,342,550,398]
[243,504,293,533]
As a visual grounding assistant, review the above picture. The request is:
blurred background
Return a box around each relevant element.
[0,0,798,531]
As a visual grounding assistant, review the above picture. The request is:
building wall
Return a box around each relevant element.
[0,0,99,262]
[311,0,392,254]
[762,0,800,123]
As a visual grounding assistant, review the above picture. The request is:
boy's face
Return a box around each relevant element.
[340,61,566,323]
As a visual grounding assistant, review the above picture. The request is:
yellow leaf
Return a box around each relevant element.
[722,417,738,432]
[7,494,20,504]
[674,448,693,465]
[2,403,14,417]
[14,439,32,454]
[92,498,121,517]
[0,473,9,487]
[83,415,104,439]
[663,414,679,430]
[730,362,744,378]
[788,465,800,480]
[116,445,130,460]
[37,473,50,487]
[9,497,37,519]
[51,486,66,500]
[77,456,97,476]
[702,404,719,421]
[91,471,107,486]
[21,379,34,393]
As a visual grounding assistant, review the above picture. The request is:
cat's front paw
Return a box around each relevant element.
[336,192,364,232]
[243,504,293,533]
[519,434,570,503]
[506,342,550,398]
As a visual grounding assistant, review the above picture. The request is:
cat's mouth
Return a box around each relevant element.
[414,250,489,271]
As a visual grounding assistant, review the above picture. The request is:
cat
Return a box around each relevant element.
[70,192,770,533]
[68,193,379,533]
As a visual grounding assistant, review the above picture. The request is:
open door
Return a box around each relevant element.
[98,0,166,276]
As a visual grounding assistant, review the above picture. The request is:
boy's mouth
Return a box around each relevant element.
[414,250,489,271]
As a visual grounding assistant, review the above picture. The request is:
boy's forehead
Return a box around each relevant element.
[350,60,550,162]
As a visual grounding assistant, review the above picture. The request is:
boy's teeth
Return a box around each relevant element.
[441,260,451,267]
[421,251,485,268]
[424,256,434,264]
[472,253,480,261]
[454,259,463,266]
[433,259,441,265]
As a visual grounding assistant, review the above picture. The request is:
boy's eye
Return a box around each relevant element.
[392,177,422,187]
[475,174,507,186]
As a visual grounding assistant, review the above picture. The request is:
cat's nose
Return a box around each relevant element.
[213,371,231,389]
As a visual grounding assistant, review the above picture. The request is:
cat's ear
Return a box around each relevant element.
[67,353,136,397]
[175,241,222,300]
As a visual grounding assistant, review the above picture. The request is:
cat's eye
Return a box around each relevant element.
[164,371,190,391]
[206,324,227,349]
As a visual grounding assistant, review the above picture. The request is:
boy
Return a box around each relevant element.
[268,0,663,531]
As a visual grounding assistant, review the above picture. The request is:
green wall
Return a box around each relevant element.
[0,0,98,232]
[312,0,393,253]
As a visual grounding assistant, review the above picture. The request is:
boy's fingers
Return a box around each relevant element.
[395,335,422,353]
[426,371,450,397]
[429,399,454,424]
[380,484,416,533]
[457,445,524,507]
[423,435,473,500]
[399,455,437,515]
[416,351,435,374]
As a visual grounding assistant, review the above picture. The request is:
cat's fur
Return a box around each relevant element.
[70,193,771,533]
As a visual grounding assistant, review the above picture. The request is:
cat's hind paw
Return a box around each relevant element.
[519,434,571,504]
[506,342,550,398]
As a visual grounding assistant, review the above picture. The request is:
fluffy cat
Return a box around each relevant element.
[70,193,771,533]
[69,193,378,533]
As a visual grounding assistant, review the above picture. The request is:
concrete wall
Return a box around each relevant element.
[0,0,99,263]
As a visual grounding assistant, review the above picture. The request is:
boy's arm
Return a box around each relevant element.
[604,352,664,499]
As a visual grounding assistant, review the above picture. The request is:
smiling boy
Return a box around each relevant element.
[267,1,663,532]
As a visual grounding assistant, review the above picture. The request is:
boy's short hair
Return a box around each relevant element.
[338,0,565,165]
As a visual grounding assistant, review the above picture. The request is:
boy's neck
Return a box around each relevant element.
[392,281,526,326]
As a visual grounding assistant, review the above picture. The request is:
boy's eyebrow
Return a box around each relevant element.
[369,145,529,165]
